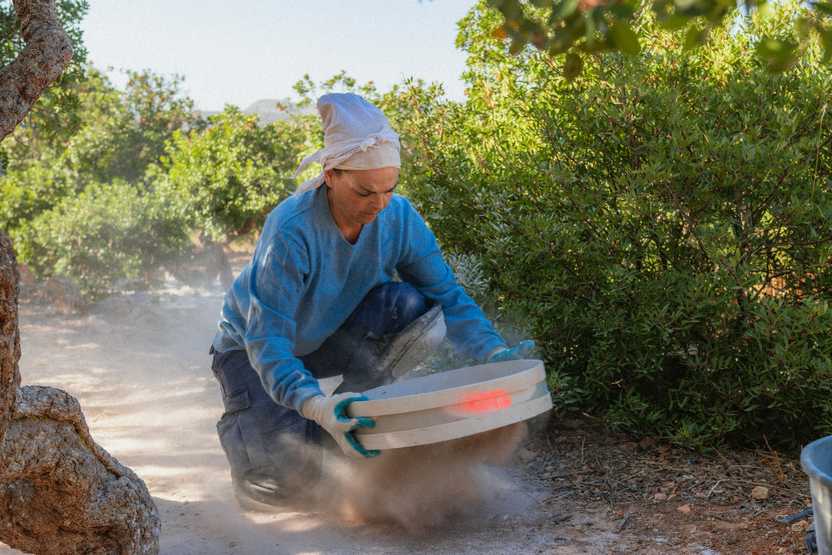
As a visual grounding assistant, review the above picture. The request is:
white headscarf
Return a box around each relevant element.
[293,93,401,194]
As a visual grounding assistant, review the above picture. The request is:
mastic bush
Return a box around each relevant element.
[390,1,832,448]
[0,163,75,234]
[15,180,189,301]
[1,66,203,290]
[149,106,311,243]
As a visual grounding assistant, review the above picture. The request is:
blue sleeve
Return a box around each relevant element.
[395,200,506,360]
[243,231,323,411]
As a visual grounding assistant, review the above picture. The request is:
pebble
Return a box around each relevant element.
[791,521,809,532]
[677,504,692,514]
[639,437,657,449]
[653,492,668,501]
[516,447,536,463]
[751,486,769,500]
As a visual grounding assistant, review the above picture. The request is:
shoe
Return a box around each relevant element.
[232,474,288,511]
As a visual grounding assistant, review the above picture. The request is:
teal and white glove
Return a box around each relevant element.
[487,340,536,363]
[300,392,380,459]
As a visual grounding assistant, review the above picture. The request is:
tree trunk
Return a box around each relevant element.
[0,2,161,553]
[0,235,21,450]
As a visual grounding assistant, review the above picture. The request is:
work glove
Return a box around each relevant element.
[300,392,380,459]
[487,340,536,363]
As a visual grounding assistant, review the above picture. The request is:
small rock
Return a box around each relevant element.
[516,447,536,463]
[653,492,668,501]
[751,486,769,500]
[677,504,692,514]
[639,436,657,449]
[791,521,809,532]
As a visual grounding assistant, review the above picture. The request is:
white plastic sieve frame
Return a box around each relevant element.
[355,390,553,450]
[347,359,545,417]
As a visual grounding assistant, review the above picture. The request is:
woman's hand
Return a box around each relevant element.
[486,340,536,363]
[299,392,380,458]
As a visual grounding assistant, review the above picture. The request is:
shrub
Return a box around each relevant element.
[149,106,310,243]
[0,163,75,234]
[15,180,189,301]
[396,1,832,448]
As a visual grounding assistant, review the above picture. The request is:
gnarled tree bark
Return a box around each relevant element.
[0,1,161,553]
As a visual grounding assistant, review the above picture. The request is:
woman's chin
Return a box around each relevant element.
[358,212,379,224]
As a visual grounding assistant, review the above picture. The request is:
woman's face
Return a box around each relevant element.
[324,167,400,226]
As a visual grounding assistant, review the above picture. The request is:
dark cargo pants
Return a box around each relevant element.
[211,282,431,496]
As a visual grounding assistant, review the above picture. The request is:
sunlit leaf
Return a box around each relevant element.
[611,22,641,55]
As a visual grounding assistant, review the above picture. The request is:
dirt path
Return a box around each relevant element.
[0,277,813,554]
[0,280,620,554]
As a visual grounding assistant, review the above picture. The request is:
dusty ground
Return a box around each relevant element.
[0,271,816,554]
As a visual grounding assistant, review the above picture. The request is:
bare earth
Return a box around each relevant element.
[0,274,814,554]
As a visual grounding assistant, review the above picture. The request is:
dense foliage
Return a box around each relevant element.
[1,67,208,298]
[391,1,832,448]
[15,180,187,299]
[1,0,830,448]
[487,0,832,75]
[149,107,310,243]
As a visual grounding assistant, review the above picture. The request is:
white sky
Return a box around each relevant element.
[81,1,478,111]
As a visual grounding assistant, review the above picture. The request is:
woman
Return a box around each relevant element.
[209,93,534,508]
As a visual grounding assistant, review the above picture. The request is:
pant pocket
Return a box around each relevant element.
[216,412,251,480]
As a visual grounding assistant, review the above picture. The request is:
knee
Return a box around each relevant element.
[365,282,429,335]
[393,283,429,327]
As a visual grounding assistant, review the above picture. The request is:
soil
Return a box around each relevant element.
[0,267,816,554]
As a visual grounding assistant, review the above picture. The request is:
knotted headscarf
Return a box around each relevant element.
[293,93,401,194]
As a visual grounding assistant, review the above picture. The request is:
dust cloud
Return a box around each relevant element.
[323,423,528,533]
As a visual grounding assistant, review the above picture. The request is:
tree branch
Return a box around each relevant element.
[0,0,72,140]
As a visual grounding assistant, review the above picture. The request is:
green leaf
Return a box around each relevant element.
[822,28,832,64]
[659,14,690,31]
[489,0,524,22]
[610,22,641,55]
[795,16,813,41]
[509,35,528,54]
[684,26,709,50]
[563,52,584,80]
[553,0,580,20]
[815,1,832,16]
[756,37,798,72]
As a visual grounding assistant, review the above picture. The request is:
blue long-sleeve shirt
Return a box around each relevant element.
[212,186,506,411]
